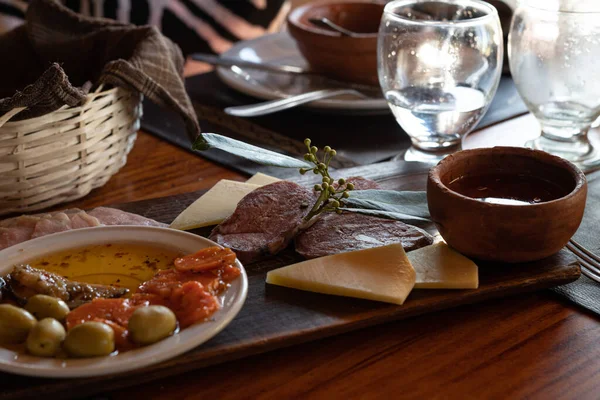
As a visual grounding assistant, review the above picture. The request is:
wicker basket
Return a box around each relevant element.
[0,86,142,216]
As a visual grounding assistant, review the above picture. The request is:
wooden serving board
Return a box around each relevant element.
[1,161,580,400]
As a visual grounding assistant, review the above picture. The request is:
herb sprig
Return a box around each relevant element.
[300,139,354,222]
[193,133,431,224]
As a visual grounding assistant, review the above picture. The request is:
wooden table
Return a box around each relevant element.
[45,92,600,399]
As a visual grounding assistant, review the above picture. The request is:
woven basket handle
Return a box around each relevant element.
[0,107,27,128]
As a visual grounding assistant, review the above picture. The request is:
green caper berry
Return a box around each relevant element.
[324,146,331,153]
[329,186,336,193]
[336,209,343,214]
[331,200,341,208]
[309,154,317,162]
[310,146,318,154]
[304,138,311,147]
[313,169,319,174]
[338,178,346,185]
[322,177,330,183]
[330,150,337,156]
[299,168,308,175]
[304,153,312,161]
[318,163,326,169]
[321,182,329,189]
[314,184,322,191]
[346,183,355,190]
[342,191,350,198]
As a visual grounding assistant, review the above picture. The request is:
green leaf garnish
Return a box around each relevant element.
[345,190,430,219]
[193,133,311,168]
[341,208,430,224]
[192,134,431,225]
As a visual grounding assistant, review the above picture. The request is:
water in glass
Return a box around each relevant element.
[378,0,503,162]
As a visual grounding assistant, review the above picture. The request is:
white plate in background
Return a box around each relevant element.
[217,33,389,115]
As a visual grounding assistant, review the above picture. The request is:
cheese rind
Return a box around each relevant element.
[169,180,261,230]
[408,242,479,289]
[266,244,415,305]
[245,173,281,186]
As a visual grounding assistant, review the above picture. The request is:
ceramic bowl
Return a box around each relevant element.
[427,147,587,263]
[287,0,384,85]
[0,226,248,378]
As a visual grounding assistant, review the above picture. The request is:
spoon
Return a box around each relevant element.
[308,17,360,37]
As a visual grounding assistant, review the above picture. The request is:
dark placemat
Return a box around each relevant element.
[0,161,582,400]
[551,170,600,315]
[141,72,527,177]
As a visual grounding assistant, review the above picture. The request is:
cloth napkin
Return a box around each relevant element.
[553,276,600,315]
[0,0,199,141]
[551,170,600,316]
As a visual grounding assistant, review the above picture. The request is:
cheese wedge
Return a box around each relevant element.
[266,244,416,305]
[245,172,281,186]
[408,242,478,289]
[170,180,261,230]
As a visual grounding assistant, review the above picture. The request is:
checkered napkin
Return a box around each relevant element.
[0,0,199,141]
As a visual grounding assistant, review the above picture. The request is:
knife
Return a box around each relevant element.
[191,53,310,75]
[190,53,383,95]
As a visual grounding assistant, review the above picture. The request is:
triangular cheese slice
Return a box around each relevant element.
[245,172,281,185]
[266,244,415,305]
[408,242,478,289]
[170,180,261,230]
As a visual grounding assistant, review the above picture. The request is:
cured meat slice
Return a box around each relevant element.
[88,207,167,227]
[0,207,165,250]
[0,215,42,250]
[296,176,433,258]
[30,210,100,239]
[31,212,72,238]
[68,211,102,229]
[295,212,434,259]
[209,181,314,264]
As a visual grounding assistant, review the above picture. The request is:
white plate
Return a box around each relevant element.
[217,33,389,115]
[0,226,248,378]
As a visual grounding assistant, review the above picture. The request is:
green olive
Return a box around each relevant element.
[64,322,115,357]
[128,305,177,345]
[25,295,70,321]
[25,318,66,357]
[0,304,37,344]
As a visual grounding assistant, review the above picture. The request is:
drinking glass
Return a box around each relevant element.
[378,0,503,163]
[509,0,600,171]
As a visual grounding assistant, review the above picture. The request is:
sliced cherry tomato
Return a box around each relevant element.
[66,298,142,330]
[220,264,242,283]
[169,281,220,328]
[174,247,237,272]
[94,318,135,351]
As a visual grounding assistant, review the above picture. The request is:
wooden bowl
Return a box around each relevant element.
[287,1,383,85]
[427,147,587,263]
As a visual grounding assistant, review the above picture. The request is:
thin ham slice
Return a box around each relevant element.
[30,211,102,239]
[0,215,44,250]
[0,207,165,251]
[69,211,102,229]
[88,207,167,227]
[31,212,72,239]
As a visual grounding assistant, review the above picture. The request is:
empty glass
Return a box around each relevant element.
[509,0,600,171]
[378,0,503,163]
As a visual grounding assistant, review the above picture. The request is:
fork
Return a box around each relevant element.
[566,239,600,283]
[224,88,366,117]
